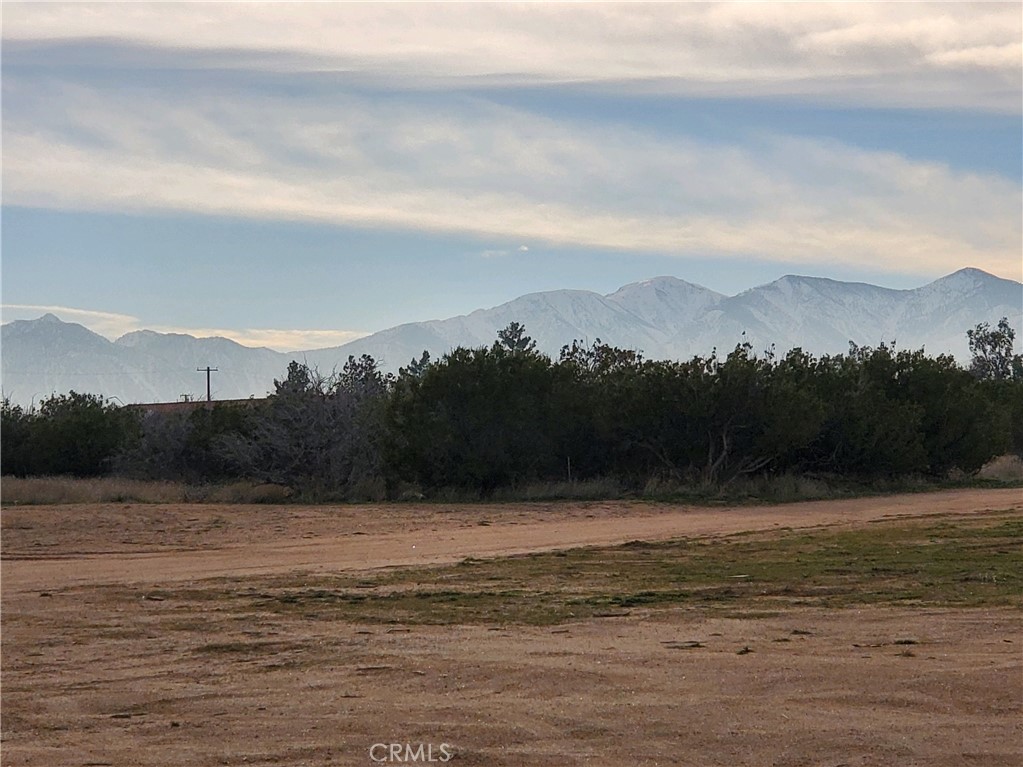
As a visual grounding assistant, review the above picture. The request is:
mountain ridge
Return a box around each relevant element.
[3,268,1020,406]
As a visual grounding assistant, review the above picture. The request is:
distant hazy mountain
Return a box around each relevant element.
[2,268,1020,406]
[1,316,289,406]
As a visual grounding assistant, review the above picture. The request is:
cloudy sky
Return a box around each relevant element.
[2,2,1020,351]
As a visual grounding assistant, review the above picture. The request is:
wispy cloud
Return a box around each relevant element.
[3,81,1020,280]
[161,327,368,353]
[1,304,366,351]
[481,245,530,259]
[3,3,1019,111]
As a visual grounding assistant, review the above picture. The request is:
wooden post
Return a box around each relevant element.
[197,366,219,402]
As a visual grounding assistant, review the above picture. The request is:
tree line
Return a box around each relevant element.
[3,319,1022,498]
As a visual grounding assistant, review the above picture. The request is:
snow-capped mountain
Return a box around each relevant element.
[301,267,1021,370]
[2,268,1020,406]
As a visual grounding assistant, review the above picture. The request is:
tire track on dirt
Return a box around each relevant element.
[2,488,1019,593]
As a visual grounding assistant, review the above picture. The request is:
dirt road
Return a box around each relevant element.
[4,488,1020,593]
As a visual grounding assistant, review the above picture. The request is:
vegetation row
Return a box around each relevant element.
[3,319,1022,500]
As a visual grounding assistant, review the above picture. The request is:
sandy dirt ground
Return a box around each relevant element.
[2,488,1021,766]
[3,488,1021,592]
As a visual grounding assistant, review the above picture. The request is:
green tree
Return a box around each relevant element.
[389,333,558,492]
[811,345,929,477]
[1,396,33,476]
[398,350,432,380]
[555,339,642,480]
[496,322,537,354]
[17,392,140,476]
[968,317,1021,380]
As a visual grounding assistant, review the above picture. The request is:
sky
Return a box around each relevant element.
[2,2,1021,352]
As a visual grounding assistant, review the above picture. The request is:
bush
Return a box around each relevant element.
[2,392,139,477]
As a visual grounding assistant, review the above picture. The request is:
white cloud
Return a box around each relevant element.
[3,2,1019,111]
[3,84,1020,281]
[149,327,368,352]
[0,304,366,351]
[927,43,1023,69]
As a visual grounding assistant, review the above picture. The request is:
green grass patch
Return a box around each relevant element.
[155,510,1023,627]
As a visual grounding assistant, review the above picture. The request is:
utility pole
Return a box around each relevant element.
[197,366,219,403]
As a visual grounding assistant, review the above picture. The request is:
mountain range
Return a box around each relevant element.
[2,268,1020,407]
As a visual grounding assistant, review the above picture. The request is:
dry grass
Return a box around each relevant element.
[0,476,292,505]
[1,476,186,505]
[493,478,625,502]
[5,458,1019,506]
